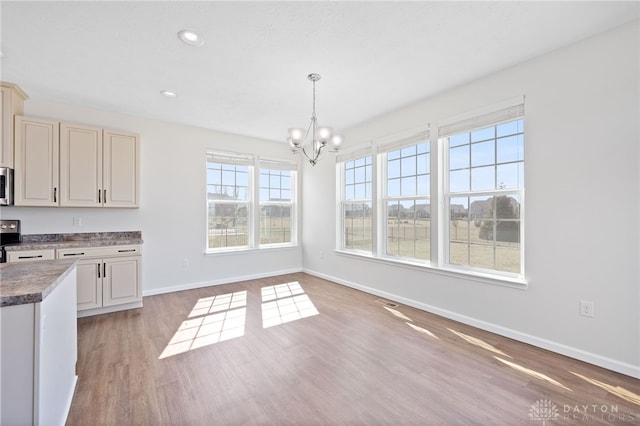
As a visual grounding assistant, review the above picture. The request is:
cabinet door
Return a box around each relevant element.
[103,130,139,208]
[102,256,141,307]
[76,260,102,311]
[14,116,59,206]
[0,83,26,169]
[59,123,102,207]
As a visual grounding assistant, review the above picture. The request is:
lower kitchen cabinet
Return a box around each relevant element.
[57,245,142,317]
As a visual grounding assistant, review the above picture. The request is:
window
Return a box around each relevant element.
[441,106,524,275]
[382,135,431,262]
[337,98,524,282]
[259,160,297,245]
[206,152,298,252]
[342,154,372,252]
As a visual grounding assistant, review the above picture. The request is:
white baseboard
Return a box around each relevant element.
[303,268,640,379]
[142,267,303,297]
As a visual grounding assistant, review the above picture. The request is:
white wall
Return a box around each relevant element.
[2,102,302,295]
[302,21,640,377]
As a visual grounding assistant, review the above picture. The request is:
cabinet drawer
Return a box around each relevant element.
[7,249,56,262]
[56,245,141,259]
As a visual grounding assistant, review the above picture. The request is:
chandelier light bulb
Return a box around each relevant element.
[288,128,305,143]
[317,127,333,143]
[331,134,343,150]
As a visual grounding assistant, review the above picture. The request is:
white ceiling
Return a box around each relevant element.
[1,1,638,143]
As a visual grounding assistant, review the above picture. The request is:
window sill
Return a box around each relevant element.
[334,249,527,290]
[205,244,299,257]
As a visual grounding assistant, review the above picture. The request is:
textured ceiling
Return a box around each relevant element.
[1,1,638,143]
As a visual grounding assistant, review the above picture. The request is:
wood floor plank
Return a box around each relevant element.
[66,272,640,425]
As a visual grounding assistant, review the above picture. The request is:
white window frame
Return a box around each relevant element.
[335,97,526,287]
[379,130,431,263]
[258,159,298,247]
[439,100,525,279]
[337,146,374,254]
[206,151,299,254]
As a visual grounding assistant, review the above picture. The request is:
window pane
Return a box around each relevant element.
[449,133,468,147]
[496,245,520,273]
[496,163,523,189]
[388,178,400,197]
[496,195,520,220]
[345,168,355,185]
[386,199,429,260]
[401,155,417,176]
[388,159,401,178]
[497,119,524,137]
[450,169,470,192]
[449,197,469,265]
[417,175,430,195]
[471,166,495,191]
[417,153,429,175]
[260,205,292,245]
[449,145,469,169]
[388,149,400,160]
[471,140,494,167]
[345,184,355,200]
[497,134,524,163]
[401,176,416,196]
[344,202,372,252]
[470,243,494,269]
[207,202,249,249]
[471,126,494,142]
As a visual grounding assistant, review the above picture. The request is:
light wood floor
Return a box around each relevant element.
[66,272,640,425]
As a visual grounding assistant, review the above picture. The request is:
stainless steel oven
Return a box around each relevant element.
[0,167,14,206]
[0,219,21,263]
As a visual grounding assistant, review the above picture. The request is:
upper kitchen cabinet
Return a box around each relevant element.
[59,123,103,207]
[102,130,140,208]
[60,125,139,208]
[0,82,28,168]
[14,116,60,206]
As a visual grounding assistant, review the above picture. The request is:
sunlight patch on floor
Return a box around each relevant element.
[406,322,438,339]
[261,282,319,328]
[159,291,247,359]
[570,371,640,406]
[448,328,511,358]
[383,306,413,322]
[495,356,572,391]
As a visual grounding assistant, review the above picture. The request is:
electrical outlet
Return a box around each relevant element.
[579,300,595,318]
[182,258,189,268]
[73,217,82,227]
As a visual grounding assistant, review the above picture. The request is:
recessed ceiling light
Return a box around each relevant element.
[177,30,204,47]
[160,90,177,98]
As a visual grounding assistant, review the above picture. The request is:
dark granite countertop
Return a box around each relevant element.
[4,231,143,252]
[0,259,78,307]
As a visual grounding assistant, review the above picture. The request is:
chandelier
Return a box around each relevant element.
[288,73,343,165]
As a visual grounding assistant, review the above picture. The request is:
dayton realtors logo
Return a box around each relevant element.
[529,399,559,425]
[529,399,637,423]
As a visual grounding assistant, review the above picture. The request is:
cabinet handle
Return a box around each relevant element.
[98,189,101,203]
[98,262,101,278]
[103,262,107,278]
[103,189,107,204]
[63,252,85,257]
[18,255,43,259]
[53,188,57,203]
[118,249,136,253]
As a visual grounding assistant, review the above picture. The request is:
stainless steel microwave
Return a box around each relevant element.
[0,167,14,206]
